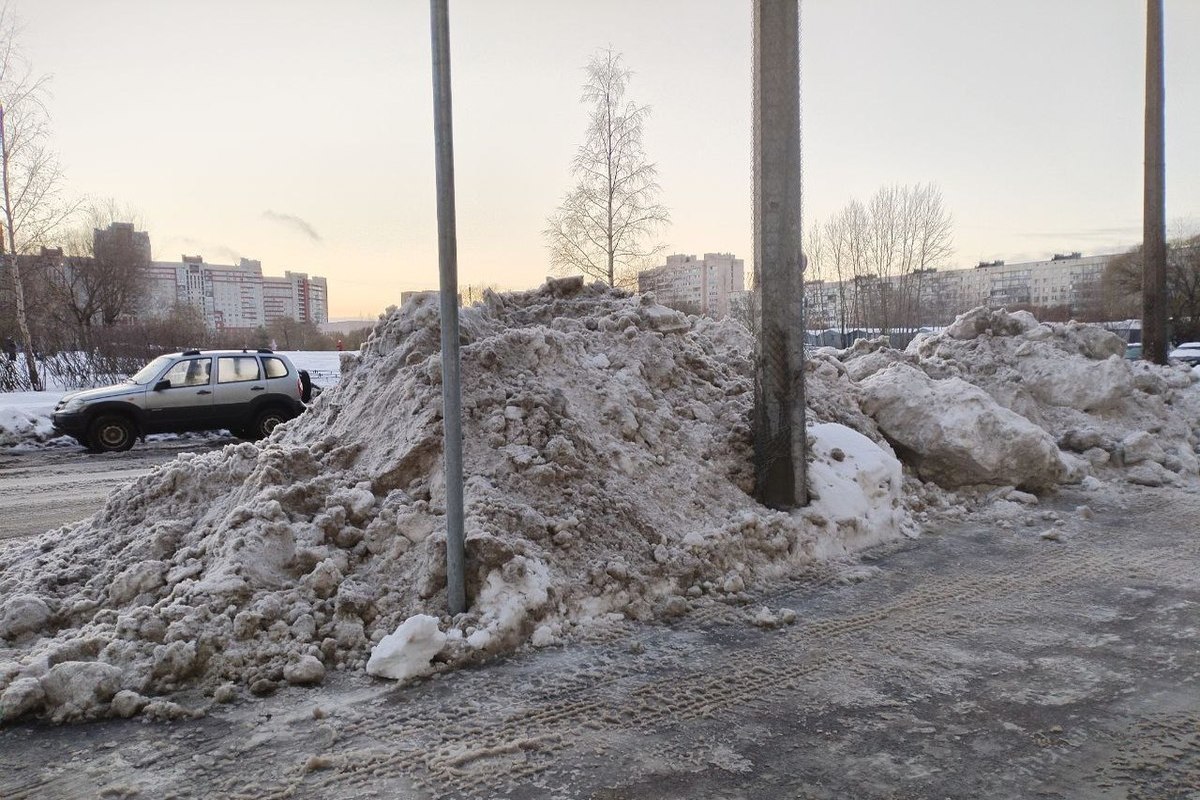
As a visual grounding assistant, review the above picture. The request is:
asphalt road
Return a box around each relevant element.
[0,439,232,541]
[2,483,1197,799]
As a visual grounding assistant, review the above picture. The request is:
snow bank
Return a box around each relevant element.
[0,279,914,722]
[845,307,1200,490]
[0,392,68,449]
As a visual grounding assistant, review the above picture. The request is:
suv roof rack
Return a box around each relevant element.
[182,349,201,356]
[257,348,274,354]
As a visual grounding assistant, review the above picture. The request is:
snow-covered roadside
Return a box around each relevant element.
[0,283,1197,725]
[0,391,72,450]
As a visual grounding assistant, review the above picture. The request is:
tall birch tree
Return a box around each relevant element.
[544,49,669,288]
[0,6,73,390]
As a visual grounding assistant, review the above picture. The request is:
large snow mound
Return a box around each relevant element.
[3,294,1197,724]
[0,279,912,723]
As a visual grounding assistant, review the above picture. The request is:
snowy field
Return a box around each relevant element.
[0,350,346,449]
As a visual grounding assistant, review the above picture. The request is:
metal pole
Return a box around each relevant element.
[752,0,807,509]
[430,0,466,615]
[1143,0,1167,364]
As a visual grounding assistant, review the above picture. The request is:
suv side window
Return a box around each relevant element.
[163,358,211,387]
[218,356,262,383]
[262,357,289,379]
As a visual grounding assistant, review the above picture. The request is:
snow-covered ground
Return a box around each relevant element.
[0,284,1198,726]
[0,350,348,450]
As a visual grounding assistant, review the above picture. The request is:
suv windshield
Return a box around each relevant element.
[129,355,175,385]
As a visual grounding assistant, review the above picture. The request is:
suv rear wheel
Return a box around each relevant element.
[252,408,290,440]
[88,415,136,452]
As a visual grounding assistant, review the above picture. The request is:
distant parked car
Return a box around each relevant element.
[52,349,311,452]
[1168,342,1200,367]
[1124,343,1143,360]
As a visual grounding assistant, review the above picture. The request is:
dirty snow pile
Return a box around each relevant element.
[0,393,65,449]
[837,306,1200,492]
[0,278,914,723]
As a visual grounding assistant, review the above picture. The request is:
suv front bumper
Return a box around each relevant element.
[51,411,88,440]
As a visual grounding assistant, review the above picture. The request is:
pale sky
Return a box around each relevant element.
[11,0,1200,319]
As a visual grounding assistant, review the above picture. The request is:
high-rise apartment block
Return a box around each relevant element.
[143,255,328,330]
[92,219,329,331]
[637,253,746,318]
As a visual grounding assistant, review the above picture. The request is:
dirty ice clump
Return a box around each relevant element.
[1,286,1197,722]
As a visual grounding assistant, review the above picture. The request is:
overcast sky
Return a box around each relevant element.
[11,0,1200,318]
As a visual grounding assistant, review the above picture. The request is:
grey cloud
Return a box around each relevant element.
[208,245,242,263]
[161,236,241,264]
[263,210,322,242]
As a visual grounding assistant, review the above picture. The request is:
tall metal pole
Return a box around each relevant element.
[430,0,466,615]
[752,0,807,509]
[1142,0,1167,365]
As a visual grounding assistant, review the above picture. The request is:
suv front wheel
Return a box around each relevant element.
[88,414,136,452]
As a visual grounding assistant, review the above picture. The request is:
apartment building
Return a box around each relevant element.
[807,251,1114,329]
[143,255,329,330]
[637,253,746,318]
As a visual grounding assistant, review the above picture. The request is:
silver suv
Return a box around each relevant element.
[52,349,311,452]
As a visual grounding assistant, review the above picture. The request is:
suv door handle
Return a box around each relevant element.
[197,389,212,395]
[250,386,265,391]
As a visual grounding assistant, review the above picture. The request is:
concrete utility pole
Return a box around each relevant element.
[1143,0,1167,365]
[752,0,807,509]
[429,0,466,615]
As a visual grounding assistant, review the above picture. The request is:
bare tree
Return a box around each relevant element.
[0,6,75,390]
[802,221,831,329]
[544,48,669,287]
[895,183,954,331]
[1103,231,1200,342]
[460,282,499,306]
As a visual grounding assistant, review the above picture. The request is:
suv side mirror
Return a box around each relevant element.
[154,379,171,391]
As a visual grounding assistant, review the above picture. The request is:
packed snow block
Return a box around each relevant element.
[637,301,690,333]
[1119,431,1166,467]
[0,677,45,721]
[945,306,1039,340]
[1015,352,1132,412]
[859,363,1067,491]
[1060,321,1126,360]
[806,423,914,556]
[39,661,123,720]
[1058,427,1111,453]
[0,595,52,641]
[804,354,885,441]
[366,615,446,682]
[841,344,910,383]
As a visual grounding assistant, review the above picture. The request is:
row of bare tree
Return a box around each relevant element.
[805,183,954,334]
